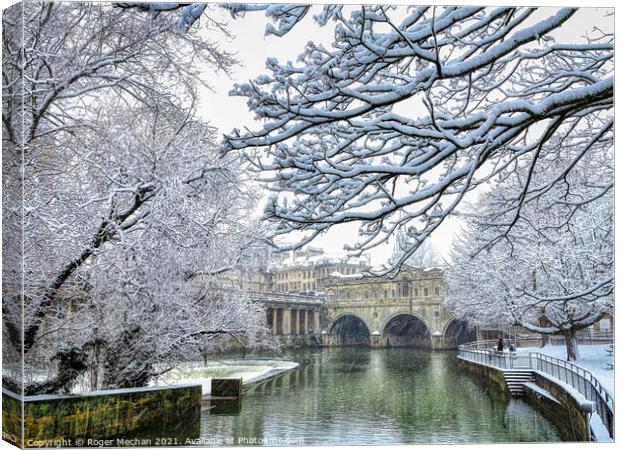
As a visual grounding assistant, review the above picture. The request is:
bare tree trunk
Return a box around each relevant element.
[564,328,579,361]
[538,317,550,348]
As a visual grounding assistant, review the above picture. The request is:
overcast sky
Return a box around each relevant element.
[194,3,614,265]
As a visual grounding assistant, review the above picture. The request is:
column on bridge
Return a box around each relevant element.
[313,310,320,334]
[307,309,314,333]
[282,308,292,335]
[274,308,283,335]
[299,309,306,335]
[290,309,298,335]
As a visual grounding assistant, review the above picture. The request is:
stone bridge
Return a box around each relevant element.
[322,267,475,349]
[244,291,323,345]
[245,266,476,349]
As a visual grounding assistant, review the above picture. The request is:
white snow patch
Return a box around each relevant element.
[517,343,614,397]
[330,271,363,279]
[523,382,560,404]
[590,412,613,442]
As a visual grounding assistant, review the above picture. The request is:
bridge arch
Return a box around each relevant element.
[382,312,431,348]
[441,318,477,349]
[328,313,371,346]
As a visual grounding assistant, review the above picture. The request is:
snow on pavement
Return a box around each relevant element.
[517,344,614,397]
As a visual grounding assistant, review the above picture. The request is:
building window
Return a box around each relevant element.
[424,287,429,296]
[435,287,440,296]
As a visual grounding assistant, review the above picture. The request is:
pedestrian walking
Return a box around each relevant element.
[497,337,504,352]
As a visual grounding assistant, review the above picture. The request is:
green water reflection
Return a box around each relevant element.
[201,348,561,445]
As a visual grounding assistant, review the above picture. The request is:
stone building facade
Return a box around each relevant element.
[270,251,370,294]
[224,245,477,348]
[321,266,474,348]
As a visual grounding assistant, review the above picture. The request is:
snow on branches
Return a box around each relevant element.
[220,6,613,274]
[445,139,613,361]
[114,3,336,37]
[3,2,236,148]
[114,2,207,32]
[2,2,272,394]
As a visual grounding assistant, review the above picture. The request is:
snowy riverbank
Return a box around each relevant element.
[517,344,614,397]
[151,358,299,395]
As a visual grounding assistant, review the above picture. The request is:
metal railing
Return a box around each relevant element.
[458,340,614,439]
[545,331,614,346]
[530,352,614,438]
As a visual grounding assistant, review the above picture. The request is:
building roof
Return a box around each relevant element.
[270,253,370,270]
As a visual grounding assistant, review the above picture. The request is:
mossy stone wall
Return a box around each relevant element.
[211,379,242,397]
[457,357,593,442]
[531,372,591,441]
[522,384,575,441]
[2,391,23,447]
[2,385,201,448]
[457,357,509,395]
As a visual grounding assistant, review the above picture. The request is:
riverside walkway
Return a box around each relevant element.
[458,340,614,441]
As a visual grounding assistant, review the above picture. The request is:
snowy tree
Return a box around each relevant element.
[445,140,613,361]
[114,3,318,36]
[389,224,443,268]
[2,2,235,148]
[406,240,443,268]
[2,2,272,394]
[16,99,275,394]
[218,6,613,274]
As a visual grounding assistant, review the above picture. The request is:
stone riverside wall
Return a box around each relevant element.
[528,372,591,441]
[2,390,22,447]
[457,358,591,442]
[457,357,509,396]
[2,384,201,448]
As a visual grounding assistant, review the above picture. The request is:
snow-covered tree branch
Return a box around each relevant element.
[218,6,613,274]
[445,138,613,361]
[114,3,321,36]
[2,2,273,394]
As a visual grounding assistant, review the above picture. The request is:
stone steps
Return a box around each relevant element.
[504,370,535,397]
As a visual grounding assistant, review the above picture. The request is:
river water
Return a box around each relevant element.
[201,348,561,445]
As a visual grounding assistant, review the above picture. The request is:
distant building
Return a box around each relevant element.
[322,265,445,304]
[270,247,371,294]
